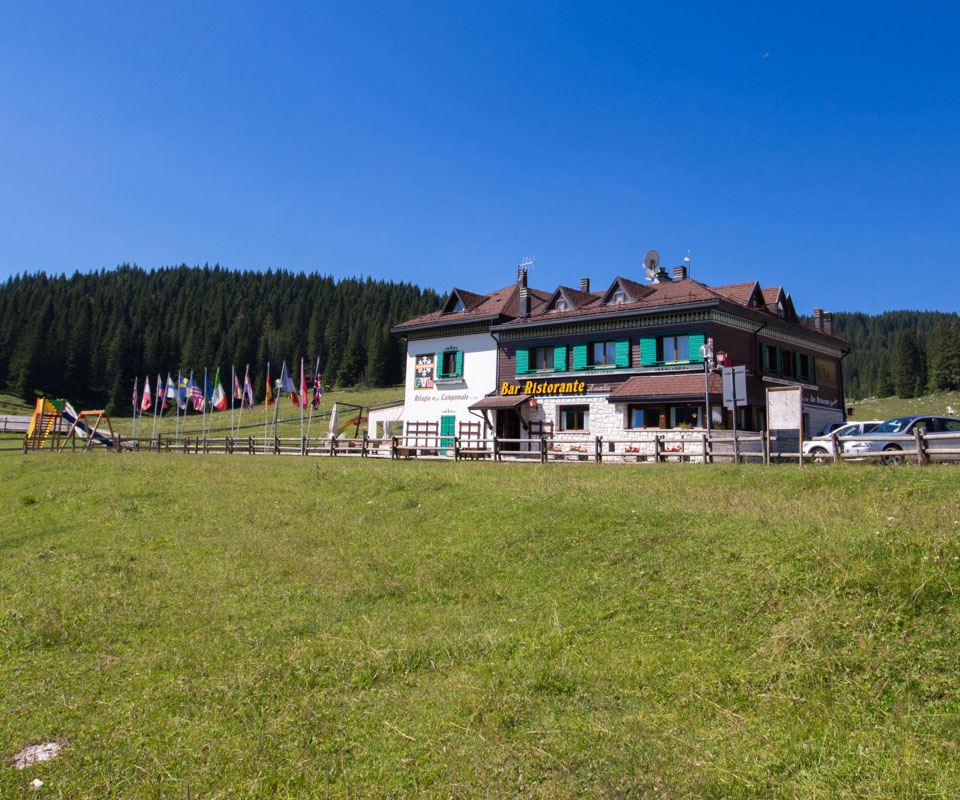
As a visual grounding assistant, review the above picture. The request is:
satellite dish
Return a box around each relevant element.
[643,249,660,281]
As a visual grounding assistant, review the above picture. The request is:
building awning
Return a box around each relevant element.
[607,374,723,402]
[468,394,532,410]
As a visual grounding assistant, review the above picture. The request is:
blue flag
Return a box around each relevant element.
[279,362,296,394]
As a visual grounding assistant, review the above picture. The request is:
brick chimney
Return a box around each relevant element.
[822,311,833,335]
[580,277,590,292]
[517,266,529,315]
[813,308,823,329]
[673,265,688,281]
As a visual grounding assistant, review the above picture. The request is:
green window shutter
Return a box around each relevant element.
[774,348,781,374]
[640,337,657,366]
[615,339,630,368]
[435,354,444,378]
[454,350,463,377]
[554,345,567,372]
[572,343,588,370]
[515,348,529,375]
[688,333,705,363]
[761,345,769,372]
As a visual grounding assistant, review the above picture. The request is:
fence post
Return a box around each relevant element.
[540,435,547,463]
[453,436,460,461]
[274,436,279,455]
[493,436,500,462]
[248,436,253,455]
[914,427,927,466]
[830,431,840,465]
[595,436,602,463]
[391,435,398,460]
[361,432,368,458]
[330,436,337,457]
[654,434,662,463]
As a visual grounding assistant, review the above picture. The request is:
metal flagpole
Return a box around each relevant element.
[271,366,282,442]
[174,371,181,441]
[131,377,137,444]
[263,362,271,453]
[304,356,320,448]
[237,364,248,436]
[151,375,160,443]
[230,365,236,439]
[299,357,305,450]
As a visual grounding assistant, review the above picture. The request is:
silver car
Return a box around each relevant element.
[803,420,884,462]
[843,415,960,464]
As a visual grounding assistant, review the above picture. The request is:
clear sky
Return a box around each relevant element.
[1,2,958,314]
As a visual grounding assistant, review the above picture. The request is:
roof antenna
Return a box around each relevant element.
[684,250,691,266]
[519,256,535,270]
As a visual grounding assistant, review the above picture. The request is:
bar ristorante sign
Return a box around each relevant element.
[500,379,591,396]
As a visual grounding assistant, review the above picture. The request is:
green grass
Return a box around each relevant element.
[850,390,960,422]
[2,456,960,798]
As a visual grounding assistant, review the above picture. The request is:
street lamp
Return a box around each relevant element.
[699,338,715,435]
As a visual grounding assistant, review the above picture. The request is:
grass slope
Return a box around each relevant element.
[2,456,960,798]
[850,390,960,422]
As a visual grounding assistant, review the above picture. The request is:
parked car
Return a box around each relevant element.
[802,420,884,462]
[843,415,960,464]
[816,420,849,437]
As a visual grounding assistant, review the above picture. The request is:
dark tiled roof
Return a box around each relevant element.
[761,286,783,306]
[608,374,723,400]
[454,288,488,311]
[392,284,550,330]
[557,285,600,309]
[713,281,761,306]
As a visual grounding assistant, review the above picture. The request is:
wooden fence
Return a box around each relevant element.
[13,428,958,466]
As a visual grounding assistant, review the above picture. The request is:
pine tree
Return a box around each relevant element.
[894,330,923,398]
[875,355,894,397]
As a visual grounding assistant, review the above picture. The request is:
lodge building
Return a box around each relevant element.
[390,261,850,446]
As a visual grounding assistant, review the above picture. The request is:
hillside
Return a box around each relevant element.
[824,310,960,400]
[2,456,959,798]
[0,266,440,412]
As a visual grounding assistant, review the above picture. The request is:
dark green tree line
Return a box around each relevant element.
[0,264,441,413]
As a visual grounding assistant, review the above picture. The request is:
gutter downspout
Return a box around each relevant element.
[839,350,850,422]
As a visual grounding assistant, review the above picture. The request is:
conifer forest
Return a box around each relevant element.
[0,265,440,412]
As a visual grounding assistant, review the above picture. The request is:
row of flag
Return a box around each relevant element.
[132,360,323,414]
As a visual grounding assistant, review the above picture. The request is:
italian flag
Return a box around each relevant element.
[212,369,228,411]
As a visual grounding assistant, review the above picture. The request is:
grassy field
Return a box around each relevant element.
[2,454,960,798]
[850,390,960,422]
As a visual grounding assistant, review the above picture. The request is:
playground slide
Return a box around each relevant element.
[61,402,118,449]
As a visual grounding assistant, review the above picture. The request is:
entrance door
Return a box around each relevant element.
[496,410,521,451]
[440,415,455,453]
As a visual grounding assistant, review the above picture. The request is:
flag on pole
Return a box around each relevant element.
[243,368,255,408]
[311,360,322,410]
[188,373,205,411]
[212,369,228,411]
[178,373,190,411]
[265,364,274,405]
[205,372,215,405]
[157,374,166,410]
[233,370,243,401]
[297,359,308,409]
[141,377,152,412]
[165,373,175,410]
[279,362,297,403]
[132,377,139,412]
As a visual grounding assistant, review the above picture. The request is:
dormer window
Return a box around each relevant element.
[452,299,465,313]
[610,289,626,305]
[555,298,570,312]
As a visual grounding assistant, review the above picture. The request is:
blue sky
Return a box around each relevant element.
[1,2,958,314]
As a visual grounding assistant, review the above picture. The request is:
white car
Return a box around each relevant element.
[843,415,960,464]
[803,420,884,462]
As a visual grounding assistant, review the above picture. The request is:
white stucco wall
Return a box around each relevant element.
[402,332,498,432]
